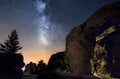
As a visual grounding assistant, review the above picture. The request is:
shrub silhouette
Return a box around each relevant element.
[24,62,37,74]
[24,60,46,75]
[37,60,46,73]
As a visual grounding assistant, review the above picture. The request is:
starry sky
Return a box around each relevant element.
[0,0,119,64]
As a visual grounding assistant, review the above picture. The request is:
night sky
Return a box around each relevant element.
[0,0,119,64]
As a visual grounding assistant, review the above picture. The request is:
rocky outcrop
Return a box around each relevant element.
[47,52,69,72]
[0,53,24,71]
[0,53,25,79]
[65,1,120,78]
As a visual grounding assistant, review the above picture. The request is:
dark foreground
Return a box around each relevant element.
[22,75,37,79]
[22,71,101,79]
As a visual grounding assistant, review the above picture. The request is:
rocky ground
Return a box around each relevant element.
[23,72,101,79]
[22,75,37,79]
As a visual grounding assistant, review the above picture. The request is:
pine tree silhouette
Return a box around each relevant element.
[0,30,24,79]
[0,30,22,53]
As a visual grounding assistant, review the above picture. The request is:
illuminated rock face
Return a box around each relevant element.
[91,18,120,78]
[65,2,120,77]
[65,24,94,75]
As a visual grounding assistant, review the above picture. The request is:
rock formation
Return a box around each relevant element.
[65,1,120,78]
[0,53,25,79]
[47,52,69,72]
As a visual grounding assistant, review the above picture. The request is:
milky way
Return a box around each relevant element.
[34,0,65,54]
[35,0,52,46]
[0,0,119,64]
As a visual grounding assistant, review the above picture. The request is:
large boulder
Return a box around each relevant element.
[0,53,25,79]
[0,53,25,71]
[65,1,120,77]
[47,52,69,72]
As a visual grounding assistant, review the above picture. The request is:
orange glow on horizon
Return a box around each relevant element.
[18,43,64,65]
[24,53,50,64]
[21,50,54,65]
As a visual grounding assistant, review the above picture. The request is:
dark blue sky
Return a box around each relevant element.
[0,0,119,64]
